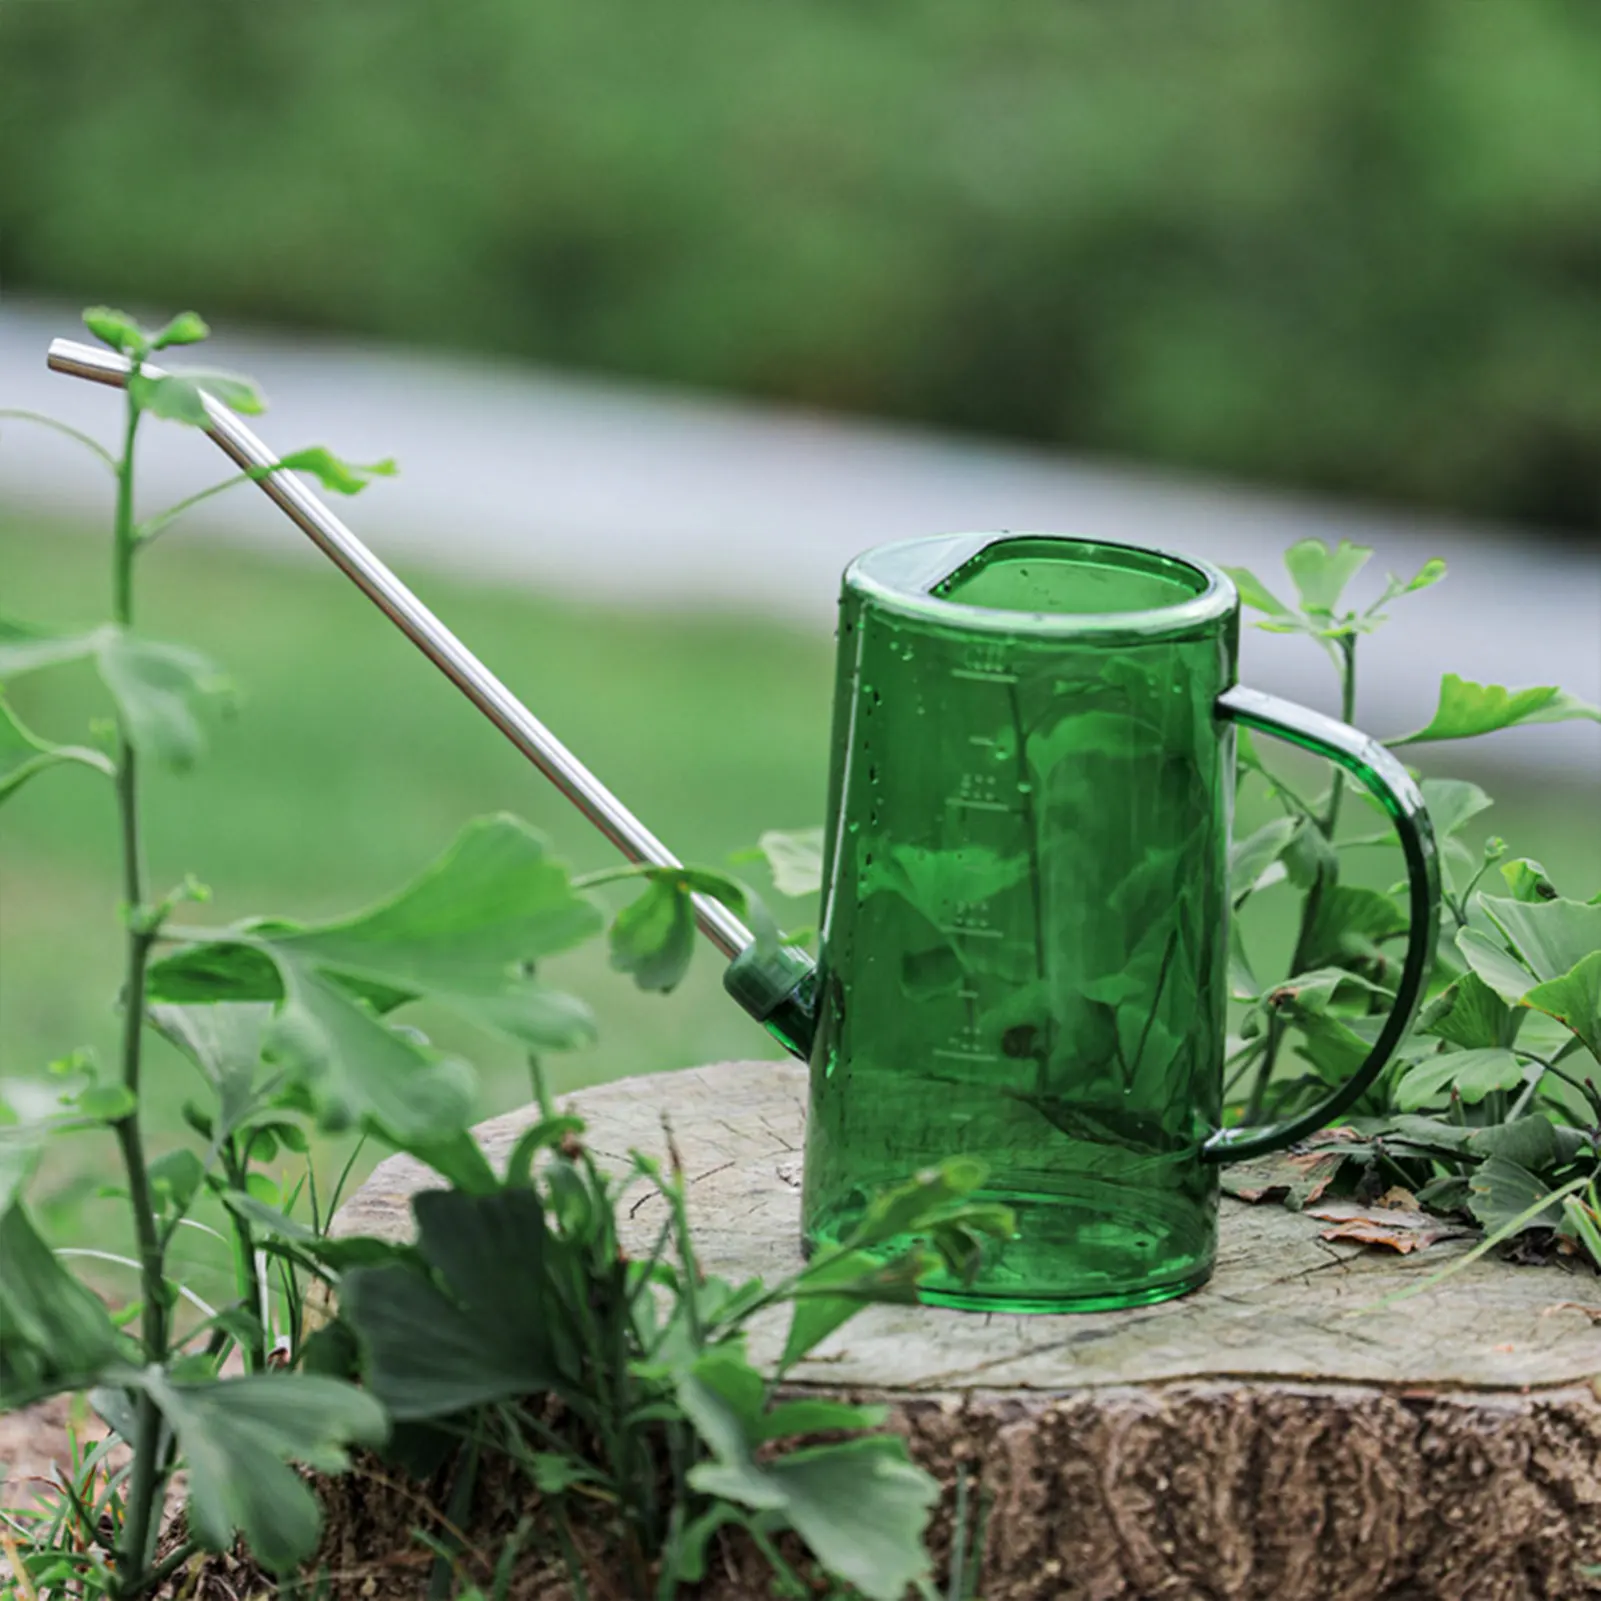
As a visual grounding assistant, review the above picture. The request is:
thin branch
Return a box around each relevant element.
[1322,634,1358,835]
[571,864,658,891]
[0,409,116,470]
[134,470,254,547]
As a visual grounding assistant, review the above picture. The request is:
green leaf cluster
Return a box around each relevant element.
[1220,540,1601,1268]
[1226,538,1443,648]
[331,1134,1010,1598]
[7,300,1001,1600]
[605,862,780,994]
[149,816,601,1148]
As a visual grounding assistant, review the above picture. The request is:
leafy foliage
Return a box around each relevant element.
[133,1370,388,1571]
[0,1201,125,1406]
[1217,540,1601,1271]
[2,302,1008,1599]
[149,816,602,1146]
[1226,540,1443,647]
[605,864,776,994]
[1392,675,1600,746]
[0,617,229,769]
[273,445,398,494]
[335,1122,1010,1599]
[681,1355,937,1601]
[752,826,827,897]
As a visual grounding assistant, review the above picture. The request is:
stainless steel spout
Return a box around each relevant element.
[46,336,753,961]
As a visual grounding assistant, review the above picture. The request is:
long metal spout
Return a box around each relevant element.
[45,336,755,961]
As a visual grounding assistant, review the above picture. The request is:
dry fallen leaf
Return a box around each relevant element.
[1304,1202,1466,1254]
[1222,1137,1355,1208]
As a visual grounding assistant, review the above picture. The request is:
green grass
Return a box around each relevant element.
[3,502,1597,1311]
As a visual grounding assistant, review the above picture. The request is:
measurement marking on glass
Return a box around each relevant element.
[946,797,1014,814]
[950,668,1019,684]
[967,734,997,748]
[939,924,1004,940]
[933,1048,1000,1065]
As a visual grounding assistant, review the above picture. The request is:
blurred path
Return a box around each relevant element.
[2,298,1596,774]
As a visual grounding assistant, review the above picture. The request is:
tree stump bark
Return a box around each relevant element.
[334,1061,1601,1601]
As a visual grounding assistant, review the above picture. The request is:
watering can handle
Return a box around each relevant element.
[1202,685,1441,1164]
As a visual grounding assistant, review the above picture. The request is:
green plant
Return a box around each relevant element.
[0,308,422,1594]
[1215,541,1601,1261]
[1,308,1010,1600]
[1,1399,129,1601]
[311,1110,1007,1601]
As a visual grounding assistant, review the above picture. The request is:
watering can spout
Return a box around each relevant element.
[723,943,819,1059]
[45,335,819,1054]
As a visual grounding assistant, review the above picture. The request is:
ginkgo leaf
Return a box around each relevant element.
[1222,565,1295,619]
[755,827,825,897]
[1394,1047,1525,1111]
[148,818,601,1149]
[860,841,1028,924]
[1391,675,1601,745]
[1366,558,1446,617]
[0,1201,125,1407]
[130,369,266,424]
[0,616,98,679]
[1525,951,1601,1062]
[149,311,210,350]
[1229,816,1299,901]
[82,306,149,356]
[95,632,230,769]
[270,446,398,496]
[0,618,227,769]
[1418,778,1494,841]
[136,1369,386,1571]
[1283,538,1372,616]
[609,865,776,993]
[678,1345,938,1601]
[1479,896,1601,985]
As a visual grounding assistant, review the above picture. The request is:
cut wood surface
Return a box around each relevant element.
[334,1060,1601,1601]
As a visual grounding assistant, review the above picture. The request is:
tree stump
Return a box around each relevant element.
[334,1061,1601,1601]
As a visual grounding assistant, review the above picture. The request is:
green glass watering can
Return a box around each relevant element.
[51,341,1441,1313]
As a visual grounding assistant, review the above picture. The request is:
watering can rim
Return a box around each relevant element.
[842,529,1238,641]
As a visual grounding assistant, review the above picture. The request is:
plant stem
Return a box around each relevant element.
[529,1051,555,1122]
[122,1541,197,1599]
[222,1139,270,1373]
[0,408,118,470]
[134,470,255,546]
[112,399,141,626]
[1242,634,1360,1126]
[1242,1014,1286,1126]
[1322,634,1358,836]
[107,391,170,1585]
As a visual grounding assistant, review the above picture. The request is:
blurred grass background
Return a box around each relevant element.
[2,0,1600,535]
